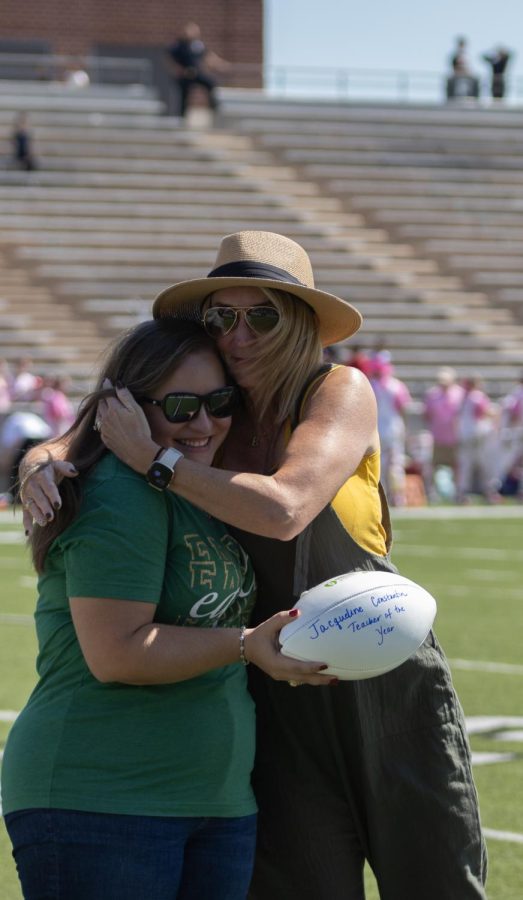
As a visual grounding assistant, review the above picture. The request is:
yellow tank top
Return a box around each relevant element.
[292,365,389,558]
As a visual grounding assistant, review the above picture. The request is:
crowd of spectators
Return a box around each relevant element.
[1,347,522,510]
[328,344,523,507]
[0,357,75,505]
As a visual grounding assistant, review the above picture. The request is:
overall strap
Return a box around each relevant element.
[291,363,343,430]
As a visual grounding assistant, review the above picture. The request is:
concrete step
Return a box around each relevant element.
[0,215,359,237]
[32,264,403,285]
[0,169,303,195]
[0,183,341,212]
[0,199,335,222]
[472,271,523,287]
[0,109,182,130]
[254,132,523,158]
[220,92,523,127]
[397,224,523,240]
[3,218,379,240]
[364,347,523,364]
[16,245,404,270]
[350,195,523,212]
[0,343,93,362]
[494,289,523,304]
[0,91,164,115]
[0,328,52,343]
[0,313,30,327]
[375,209,523,226]
[0,79,154,97]
[302,164,523,185]
[232,117,523,143]
[283,148,523,170]
[448,255,523,270]
[328,179,523,199]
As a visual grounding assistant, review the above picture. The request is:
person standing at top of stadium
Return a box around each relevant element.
[167,21,230,119]
[482,46,512,99]
[451,35,472,74]
[2,317,330,900]
[20,230,487,900]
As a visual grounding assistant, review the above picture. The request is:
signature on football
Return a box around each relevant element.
[307,600,407,646]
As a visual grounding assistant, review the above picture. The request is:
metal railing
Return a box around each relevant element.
[225,63,523,106]
[1,53,522,107]
[264,64,523,105]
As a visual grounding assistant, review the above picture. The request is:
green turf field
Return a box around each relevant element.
[1,509,522,899]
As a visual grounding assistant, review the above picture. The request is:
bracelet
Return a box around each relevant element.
[18,460,52,504]
[239,626,249,666]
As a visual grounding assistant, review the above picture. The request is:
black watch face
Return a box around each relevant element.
[147,462,173,491]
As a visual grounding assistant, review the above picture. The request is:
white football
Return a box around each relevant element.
[280,570,437,680]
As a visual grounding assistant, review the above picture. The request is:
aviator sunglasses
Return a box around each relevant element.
[141,386,239,423]
[203,305,280,338]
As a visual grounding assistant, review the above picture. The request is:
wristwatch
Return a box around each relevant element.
[146,447,184,491]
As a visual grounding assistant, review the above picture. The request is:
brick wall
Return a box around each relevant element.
[0,0,263,81]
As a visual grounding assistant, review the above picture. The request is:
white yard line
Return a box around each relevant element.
[483,828,523,845]
[451,659,523,676]
[0,530,25,543]
[392,506,523,519]
[0,613,33,625]
[397,544,522,561]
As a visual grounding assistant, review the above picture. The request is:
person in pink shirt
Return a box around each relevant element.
[369,356,411,506]
[423,367,464,500]
[11,356,42,402]
[41,376,76,438]
[498,373,523,495]
[0,358,13,422]
[344,344,373,378]
[455,374,499,503]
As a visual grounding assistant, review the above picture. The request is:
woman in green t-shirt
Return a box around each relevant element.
[2,318,330,900]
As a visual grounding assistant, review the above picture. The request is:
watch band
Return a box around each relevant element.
[146,447,184,491]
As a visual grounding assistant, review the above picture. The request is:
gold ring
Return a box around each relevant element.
[288,680,300,688]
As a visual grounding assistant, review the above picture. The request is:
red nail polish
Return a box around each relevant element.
[288,609,299,618]
[329,678,339,686]
[319,665,329,671]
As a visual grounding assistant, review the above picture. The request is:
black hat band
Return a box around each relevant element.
[207,260,306,286]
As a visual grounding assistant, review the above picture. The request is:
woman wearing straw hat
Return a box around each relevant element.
[20,231,487,899]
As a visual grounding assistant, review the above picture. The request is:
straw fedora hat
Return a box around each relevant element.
[152,231,362,346]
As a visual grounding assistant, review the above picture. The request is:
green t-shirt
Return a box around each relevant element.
[2,454,257,818]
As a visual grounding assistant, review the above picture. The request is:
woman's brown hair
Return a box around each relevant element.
[30,319,217,573]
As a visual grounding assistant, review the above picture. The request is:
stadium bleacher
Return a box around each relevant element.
[1,77,522,399]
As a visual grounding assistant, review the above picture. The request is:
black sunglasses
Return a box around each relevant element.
[141,386,239,423]
[203,305,280,338]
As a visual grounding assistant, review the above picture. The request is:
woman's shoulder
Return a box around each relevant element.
[301,363,374,411]
[85,453,164,507]
[315,362,371,389]
[90,452,144,482]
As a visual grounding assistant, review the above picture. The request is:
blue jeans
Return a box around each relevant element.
[4,808,257,899]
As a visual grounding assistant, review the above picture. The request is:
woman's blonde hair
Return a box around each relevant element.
[237,288,323,423]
